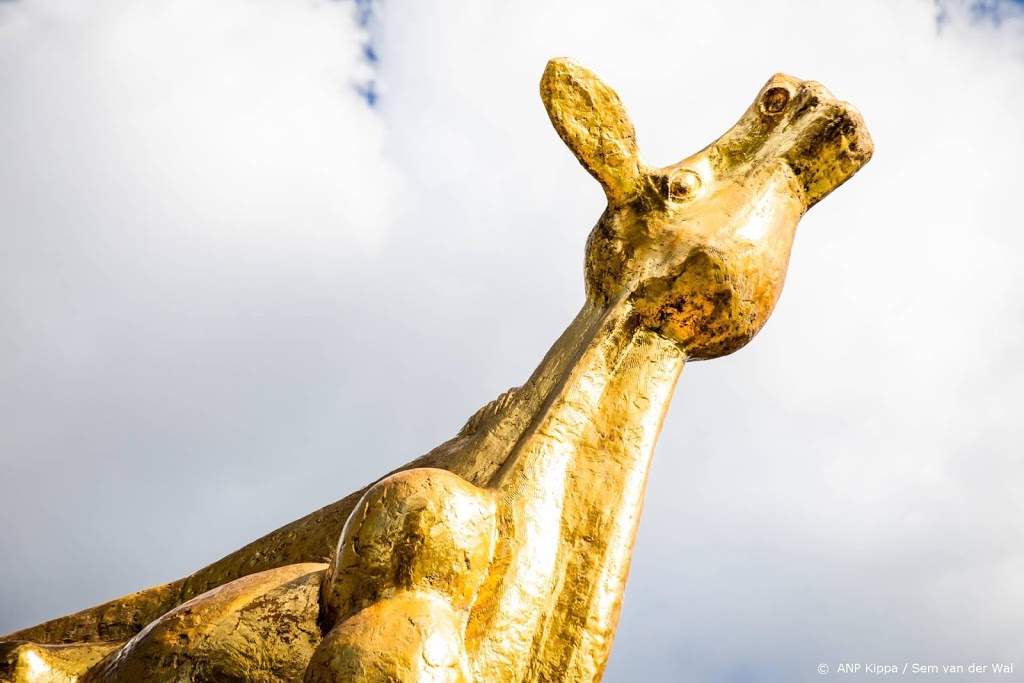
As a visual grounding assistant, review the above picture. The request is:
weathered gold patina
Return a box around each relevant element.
[1,57,872,682]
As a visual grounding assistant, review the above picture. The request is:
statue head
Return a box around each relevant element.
[541,58,873,360]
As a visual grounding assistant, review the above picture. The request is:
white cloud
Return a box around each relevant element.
[1,0,1022,680]
[0,0,398,625]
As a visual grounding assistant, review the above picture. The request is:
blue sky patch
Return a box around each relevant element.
[937,0,1024,27]
[349,0,379,107]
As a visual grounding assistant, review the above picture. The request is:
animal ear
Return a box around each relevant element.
[540,57,641,203]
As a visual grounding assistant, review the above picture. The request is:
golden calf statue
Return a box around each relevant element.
[1,57,873,683]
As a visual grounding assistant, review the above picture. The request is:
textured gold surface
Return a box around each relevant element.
[1,57,872,682]
[0,642,122,683]
[79,563,326,683]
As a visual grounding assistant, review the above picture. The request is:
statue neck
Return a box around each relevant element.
[489,296,685,486]
[466,296,686,683]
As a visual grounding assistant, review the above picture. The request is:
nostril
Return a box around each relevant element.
[760,87,790,115]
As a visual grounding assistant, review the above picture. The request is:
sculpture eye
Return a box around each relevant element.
[761,87,790,114]
[668,168,702,201]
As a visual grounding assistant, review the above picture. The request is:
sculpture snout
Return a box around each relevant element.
[778,81,874,208]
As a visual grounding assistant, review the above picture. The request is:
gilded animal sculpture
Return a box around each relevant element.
[1,57,873,683]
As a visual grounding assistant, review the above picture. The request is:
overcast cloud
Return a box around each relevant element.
[1,0,1022,681]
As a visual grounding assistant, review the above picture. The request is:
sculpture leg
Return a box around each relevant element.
[309,468,497,683]
[305,594,470,683]
[81,563,326,683]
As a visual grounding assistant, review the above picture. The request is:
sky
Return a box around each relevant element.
[1,0,1022,680]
